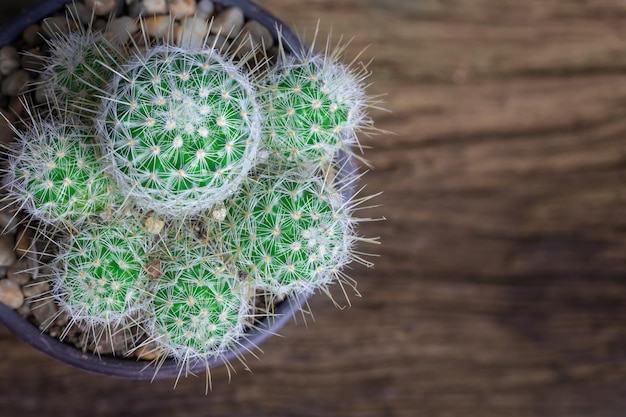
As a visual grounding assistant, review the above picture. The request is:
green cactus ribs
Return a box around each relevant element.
[44,29,122,118]
[53,219,152,326]
[218,172,354,296]
[260,51,369,168]
[103,45,261,216]
[7,117,115,225]
[151,231,252,361]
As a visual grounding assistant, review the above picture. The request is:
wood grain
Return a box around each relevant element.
[1,0,626,416]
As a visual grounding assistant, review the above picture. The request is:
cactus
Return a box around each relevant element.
[259,42,372,169]
[41,28,123,118]
[215,171,355,297]
[4,114,116,227]
[149,228,253,368]
[51,218,152,328]
[100,44,261,217]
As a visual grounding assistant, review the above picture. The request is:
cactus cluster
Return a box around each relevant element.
[150,230,252,364]
[2,11,378,380]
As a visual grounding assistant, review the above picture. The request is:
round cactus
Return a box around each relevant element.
[100,44,261,216]
[150,229,253,364]
[215,171,355,296]
[51,219,152,327]
[42,29,122,117]
[5,116,117,226]
[259,48,370,168]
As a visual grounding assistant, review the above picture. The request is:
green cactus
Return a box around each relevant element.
[259,47,371,168]
[5,115,116,226]
[52,218,152,327]
[215,171,354,297]
[150,228,253,365]
[100,44,261,217]
[42,29,123,118]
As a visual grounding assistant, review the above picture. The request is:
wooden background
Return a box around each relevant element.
[1,0,626,416]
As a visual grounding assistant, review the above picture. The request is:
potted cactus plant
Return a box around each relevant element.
[0,0,377,385]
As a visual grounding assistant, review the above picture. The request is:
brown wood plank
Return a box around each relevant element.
[1,0,626,416]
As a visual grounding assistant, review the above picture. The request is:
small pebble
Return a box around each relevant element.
[175,16,209,48]
[20,49,47,72]
[235,20,275,58]
[65,2,95,26]
[0,209,19,232]
[0,234,16,267]
[144,215,165,234]
[135,342,164,360]
[210,7,244,39]
[41,16,73,39]
[0,46,20,76]
[16,300,30,316]
[210,203,227,221]
[84,0,117,16]
[48,326,62,338]
[142,0,168,15]
[142,15,175,39]
[14,227,32,258]
[22,24,43,47]
[92,18,109,32]
[0,114,15,145]
[1,70,29,97]
[168,0,196,19]
[30,298,58,329]
[54,310,69,327]
[0,279,24,309]
[8,97,25,119]
[107,16,138,44]
[127,1,144,18]
[145,258,162,279]
[35,81,52,104]
[7,260,30,286]
[86,325,132,355]
[206,34,230,53]
[196,0,214,19]
[22,279,50,299]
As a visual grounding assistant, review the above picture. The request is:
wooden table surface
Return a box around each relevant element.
[1,1,626,416]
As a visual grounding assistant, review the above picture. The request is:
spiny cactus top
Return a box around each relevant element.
[52,219,152,326]
[150,230,253,363]
[43,29,123,118]
[6,116,116,226]
[260,49,370,168]
[216,171,355,296]
[101,44,261,217]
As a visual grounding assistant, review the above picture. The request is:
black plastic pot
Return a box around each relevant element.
[0,0,312,380]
